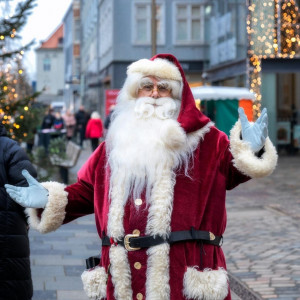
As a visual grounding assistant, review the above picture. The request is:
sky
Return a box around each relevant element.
[7,0,73,80]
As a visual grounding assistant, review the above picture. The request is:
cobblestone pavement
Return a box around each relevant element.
[224,155,300,300]
[29,143,300,299]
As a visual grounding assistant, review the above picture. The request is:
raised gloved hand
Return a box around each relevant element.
[238,107,268,153]
[5,170,49,208]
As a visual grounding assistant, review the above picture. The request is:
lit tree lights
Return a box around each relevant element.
[247,0,300,118]
[0,0,42,142]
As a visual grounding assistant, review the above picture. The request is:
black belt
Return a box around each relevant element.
[102,228,222,251]
[86,255,101,269]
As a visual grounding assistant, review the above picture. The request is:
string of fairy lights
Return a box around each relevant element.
[247,0,300,117]
[0,0,29,141]
[0,39,27,140]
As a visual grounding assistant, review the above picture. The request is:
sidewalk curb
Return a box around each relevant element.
[229,272,262,300]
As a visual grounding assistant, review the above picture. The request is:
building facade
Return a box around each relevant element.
[80,0,99,113]
[78,0,212,116]
[205,0,300,149]
[63,0,81,113]
[35,24,65,106]
[60,0,300,148]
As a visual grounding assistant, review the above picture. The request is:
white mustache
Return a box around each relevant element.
[134,97,179,120]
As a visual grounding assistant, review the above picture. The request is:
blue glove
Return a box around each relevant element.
[238,107,268,153]
[5,170,49,208]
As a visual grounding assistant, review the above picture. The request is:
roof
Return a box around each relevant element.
[40,24,64,49]
[191,86,256,101]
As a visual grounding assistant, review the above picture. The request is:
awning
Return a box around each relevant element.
[191,86,256,101]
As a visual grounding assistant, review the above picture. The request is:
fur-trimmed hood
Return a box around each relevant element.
[150,54,210,133]
[120,53,211,134]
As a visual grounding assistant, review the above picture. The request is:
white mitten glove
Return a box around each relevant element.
[5,170,49,208]
[238,107,268,153]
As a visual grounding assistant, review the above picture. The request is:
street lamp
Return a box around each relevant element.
[151,0,157,56]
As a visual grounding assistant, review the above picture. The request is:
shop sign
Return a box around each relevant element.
[105,89,119,115]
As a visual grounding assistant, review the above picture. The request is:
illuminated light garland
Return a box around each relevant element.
[247,0,300,118]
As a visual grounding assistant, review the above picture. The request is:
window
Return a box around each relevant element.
[74,57,80,80]
[99,0,112,56]
[175,3,205,44]
[74,20,81,42]
[133,1,165,45]
[43,58,51,71]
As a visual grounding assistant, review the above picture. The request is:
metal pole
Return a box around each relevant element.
[151,0,157,56]
[246,0,251,90]
[277,0,281,55]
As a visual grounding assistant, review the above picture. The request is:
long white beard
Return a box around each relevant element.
[106,97,192,204]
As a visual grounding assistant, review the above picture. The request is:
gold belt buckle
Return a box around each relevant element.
[124,233,141,251]
[209,232,215,241]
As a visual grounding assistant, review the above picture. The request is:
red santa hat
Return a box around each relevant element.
[119,53,210,133]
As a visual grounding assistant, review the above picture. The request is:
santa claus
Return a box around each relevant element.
[6,54,277,300]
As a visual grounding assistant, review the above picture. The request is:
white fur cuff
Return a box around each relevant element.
[81,266,107,299]
[26,181,68,233]
[229,120,278,178]
[183,267,229,300]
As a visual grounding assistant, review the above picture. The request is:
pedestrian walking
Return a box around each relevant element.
[53,111,64,131]
[104,105,115,131]
[85,111,103,151]
[40,108,55,152]
[5,54,277,300]
[75,105,89,147]
[41,108,55,130]
[0,122,37,300]
[63,110,77,141]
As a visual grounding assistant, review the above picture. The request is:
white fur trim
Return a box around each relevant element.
[161,120,186,150]
[25,182,68,233]
[107,184,133,299]
[146,244,170,300]
[127,58,182,82]
[230,121,278,178]
[81,266,107,299]
[183,267,229,300]
[187,121,214,151]
[145,168,175,299]
[109,245,133,300]
[107,181,126,239]
[146,169,176,237]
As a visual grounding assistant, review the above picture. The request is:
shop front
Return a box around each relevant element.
[262,58,300,153]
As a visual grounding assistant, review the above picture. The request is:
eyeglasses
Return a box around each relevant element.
[139,83,171,97]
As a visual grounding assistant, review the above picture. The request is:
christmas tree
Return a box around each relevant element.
[0,0,43,143]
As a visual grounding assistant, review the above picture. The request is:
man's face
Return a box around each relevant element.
[137,76,172,100]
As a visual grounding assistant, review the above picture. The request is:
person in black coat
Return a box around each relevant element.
[75,105,89,147]
[0,123,37,300]
[104,105,115,131]
[40,108,55,152]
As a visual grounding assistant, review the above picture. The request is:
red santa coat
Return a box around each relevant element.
[27,54,277,300]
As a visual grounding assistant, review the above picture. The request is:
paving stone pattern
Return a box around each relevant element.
[225,156,300,300]
[29,144,300,299]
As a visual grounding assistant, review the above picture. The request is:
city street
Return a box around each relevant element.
[224,155,300,300]
[1,0,300,299]
[29,144,300,300]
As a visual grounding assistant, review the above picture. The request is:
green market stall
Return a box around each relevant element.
[191,86,255,136]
